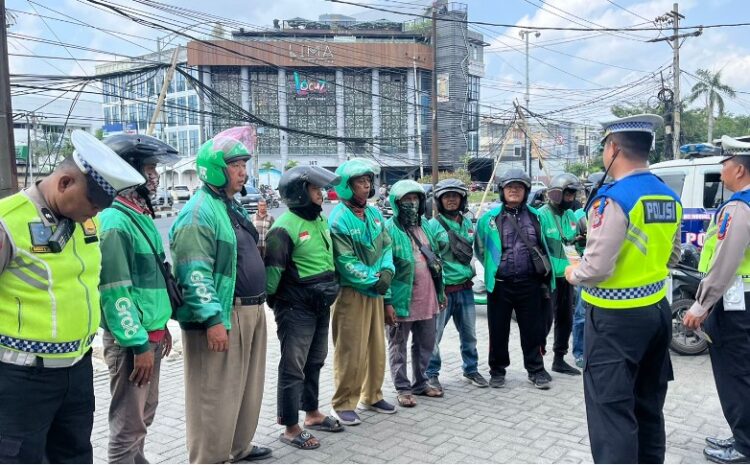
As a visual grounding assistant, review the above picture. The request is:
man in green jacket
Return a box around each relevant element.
[474,169,556,389]
[99,134,178,463]
[266,166,344,450]
[426,179,488,392]
[170,127,271,463]
[538,173,583,375]
[385,180,448,408]
[328,158,396,425]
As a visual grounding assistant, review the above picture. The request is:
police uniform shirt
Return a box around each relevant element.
[0,183,60,275]
[688,182,750,318]
[570,168,682,287]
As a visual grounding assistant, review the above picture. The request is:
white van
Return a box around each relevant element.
[650,154,730,248]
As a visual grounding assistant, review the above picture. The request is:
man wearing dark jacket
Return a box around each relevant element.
[265,166,344,450]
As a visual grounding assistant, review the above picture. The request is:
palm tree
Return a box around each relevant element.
[261,161,274,186]
[687,69,737,143]
[284,160,299,171]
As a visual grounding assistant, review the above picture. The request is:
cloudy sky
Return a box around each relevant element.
[7,0,750,122]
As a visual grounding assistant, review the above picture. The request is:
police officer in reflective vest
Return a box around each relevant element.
[565,114,682,464]
[683,135,750,464]
[0,130,145,463]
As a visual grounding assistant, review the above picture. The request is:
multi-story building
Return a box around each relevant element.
[95,2,485,186]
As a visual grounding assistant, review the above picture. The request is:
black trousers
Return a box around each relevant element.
[545,277,575,356]
[274,302,330,426]
[583,299,673,464]
[0,351,94,464]
[704,291,750,456]
[487,277,546,376]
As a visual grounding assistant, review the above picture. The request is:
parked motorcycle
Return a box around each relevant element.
[669,244,708,356]
[262,190,280,208]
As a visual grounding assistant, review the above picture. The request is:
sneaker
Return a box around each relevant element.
[552,355,582,376]
[489,374,505,388]
[330,409,362,426]
[427,375,443,392]
[528,370,552,390]
[575,357,584,369]
[357,399,396,414]
[463,372,489,388]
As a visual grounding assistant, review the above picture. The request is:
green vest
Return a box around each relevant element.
[0,193,101,358]
[581,173,682,309]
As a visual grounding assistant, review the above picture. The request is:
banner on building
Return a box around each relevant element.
[437,73,450,103]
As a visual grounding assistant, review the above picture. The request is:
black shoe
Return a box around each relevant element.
[240,445,273,461]
[528,370,552,390]
[707,437,736,449]
[552,355,581,376]
[427,375,443,392]
[463,372,489,388]
[704,446,750,464]
[489,374,505,388]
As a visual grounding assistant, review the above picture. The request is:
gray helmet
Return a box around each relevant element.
[497,169,531,203]
[549,173,583,192]
[278,166,340,208]
[586,172,606,186]
[103,134,179,172]
[434,178,468,214]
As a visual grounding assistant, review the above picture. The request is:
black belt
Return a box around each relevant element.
[234,294,266,306]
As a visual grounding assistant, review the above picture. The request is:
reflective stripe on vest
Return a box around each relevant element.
[0,193,101,359]
[699,190,750,280]
[582,173,682,309]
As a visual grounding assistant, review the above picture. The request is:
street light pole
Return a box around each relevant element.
[519,29,540,178]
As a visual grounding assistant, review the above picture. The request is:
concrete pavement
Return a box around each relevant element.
[91,305,726,464]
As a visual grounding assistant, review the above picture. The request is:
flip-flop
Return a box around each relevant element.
[397,394,417,407]
[306,416,345,432]
[279,431,320,450]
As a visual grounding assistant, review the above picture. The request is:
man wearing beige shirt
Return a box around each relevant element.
[565,114,682,464]
[683,135,750,465]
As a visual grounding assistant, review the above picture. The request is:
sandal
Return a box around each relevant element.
[415,386,444,398]
[279,430,320,450]
[306,416,345,432]
[397,394,417,408]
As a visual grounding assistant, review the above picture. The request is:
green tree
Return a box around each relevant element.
[284,159,299,171]
[687,68,737,143]
[417,168,471,186]
[261,161,275,186]
[611,102,667,163]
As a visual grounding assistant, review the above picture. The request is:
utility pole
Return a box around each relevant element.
[519,29,540,177]
[147,48,180,136]
[413,57,424,179]
[651,3,701,159]
[0,0,19,198]
[430,5,439,191]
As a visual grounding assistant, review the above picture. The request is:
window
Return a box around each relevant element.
[166,98,176,125]
[287,69,337,156]
[658,172,687,198]
[468,75,480,101]
[514,145,526,159]
[189,129,199,154]
[250,70,280,156]
[379,70,408,154]
[188,95,199,125]
[703,172,731,209]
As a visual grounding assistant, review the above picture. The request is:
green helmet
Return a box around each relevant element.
[196,127,255,187]
[389,179,426,220]
[334,158,380,201]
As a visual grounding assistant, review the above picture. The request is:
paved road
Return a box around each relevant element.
[90,202,724,463]
[91,307,726,464]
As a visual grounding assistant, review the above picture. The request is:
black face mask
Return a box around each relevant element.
[291,203,322,221]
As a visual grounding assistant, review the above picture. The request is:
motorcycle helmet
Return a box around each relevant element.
[497,168,531,203]
[334,158,380,201]
[196,126,255,188]
[278,166,340,208]
[434,178,469,214]
[389,180,426,223]
[547,173,583,207]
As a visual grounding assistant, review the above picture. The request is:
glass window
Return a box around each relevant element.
[166,98,176,125]
[703,172,731,209]
[379,70,408,154]
[104,107,112,125]
[658,172,687,198]
[343,71,372,147]
[250,70,280,156]
[189,129,199,154]
[188,95,199,125]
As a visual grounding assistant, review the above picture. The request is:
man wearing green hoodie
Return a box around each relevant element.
[384,181,448,408]
[328,159,396,426]
[538,173,583,375]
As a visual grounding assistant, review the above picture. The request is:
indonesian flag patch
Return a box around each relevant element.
[299,231,311,242]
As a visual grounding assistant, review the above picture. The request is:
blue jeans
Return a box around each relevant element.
[426,288,479,377]
[572,286,585,360]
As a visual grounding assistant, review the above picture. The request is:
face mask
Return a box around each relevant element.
[398,200,420,226]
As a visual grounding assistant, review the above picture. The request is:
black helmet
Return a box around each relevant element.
[586,172,606,186]
[103,134,179,173]
[547,173,582,206]
[497,169,531,203]
[434,178,468,214]
[278,166,340,208]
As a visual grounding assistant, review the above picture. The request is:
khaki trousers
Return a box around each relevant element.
[183,304,267,464]
[103,332,163,464]
[331,287,386,411]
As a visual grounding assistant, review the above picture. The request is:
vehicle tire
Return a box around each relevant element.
[670,298,709,355]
